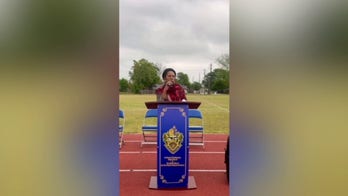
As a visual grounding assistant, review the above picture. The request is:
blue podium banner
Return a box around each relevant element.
[157,104,189,188]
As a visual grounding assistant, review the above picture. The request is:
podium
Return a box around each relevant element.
[145,101,201,189]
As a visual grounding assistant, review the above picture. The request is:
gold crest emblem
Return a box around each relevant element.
[163,126,184,154]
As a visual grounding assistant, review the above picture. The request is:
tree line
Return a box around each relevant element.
[120,54,229,94]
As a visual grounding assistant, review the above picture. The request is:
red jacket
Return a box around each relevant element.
[156,83,187,101]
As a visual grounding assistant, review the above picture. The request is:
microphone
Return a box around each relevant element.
[166,81,174,87]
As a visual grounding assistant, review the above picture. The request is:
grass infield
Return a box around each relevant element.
[119,93,229,134]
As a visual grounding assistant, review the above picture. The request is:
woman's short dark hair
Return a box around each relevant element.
[162,68,176,80]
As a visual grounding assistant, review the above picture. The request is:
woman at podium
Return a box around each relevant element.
[156,68,187,102]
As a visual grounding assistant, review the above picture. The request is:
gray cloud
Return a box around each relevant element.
[120,0,229,81]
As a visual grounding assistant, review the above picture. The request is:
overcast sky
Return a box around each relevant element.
[119,0,229,82]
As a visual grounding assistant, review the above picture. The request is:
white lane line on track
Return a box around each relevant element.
[190,169,226,172]
[120,169,226,172]
[120,151,225,154]
[120,169,131,172]
[191,151,225,154]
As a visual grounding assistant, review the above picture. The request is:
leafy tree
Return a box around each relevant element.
[202,68,229,94]
[191,81,202,91]
[129,59,161,94]
[176,72,190,88]
[119,78,129,92]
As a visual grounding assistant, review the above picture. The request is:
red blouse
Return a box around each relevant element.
[156,83,187,101]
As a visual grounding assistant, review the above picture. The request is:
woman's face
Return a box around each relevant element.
[165,71,176,82]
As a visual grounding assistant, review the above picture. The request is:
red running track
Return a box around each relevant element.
[120,134,229,196]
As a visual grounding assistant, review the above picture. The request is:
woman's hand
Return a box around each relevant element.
[162,80,174,100]
[166,81,174,87]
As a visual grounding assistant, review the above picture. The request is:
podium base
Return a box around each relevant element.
[149,176,197,189]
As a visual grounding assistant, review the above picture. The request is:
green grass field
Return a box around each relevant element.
[120,94,229,134]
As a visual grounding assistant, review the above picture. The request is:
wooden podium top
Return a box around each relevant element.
[145,101,201,109]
